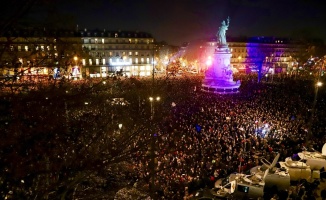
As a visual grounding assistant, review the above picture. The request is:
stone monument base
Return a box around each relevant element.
[202,79,241,94]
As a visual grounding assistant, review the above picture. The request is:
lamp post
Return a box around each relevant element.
[306,58,323,148]
[73,56,78,80]
[149,96,160,198]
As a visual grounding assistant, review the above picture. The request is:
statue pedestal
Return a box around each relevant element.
[202,46,241,94]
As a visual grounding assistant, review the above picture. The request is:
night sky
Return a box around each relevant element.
[3,0,326,46]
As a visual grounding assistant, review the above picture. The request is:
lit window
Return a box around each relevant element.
[95,38,98,43]
[129,39,132,43]
[54,46,57,51]
[135,39,138,44]
[109,52,112,56]
[115,33,118,38]
[25,46,28,51]
[102,38,104,44]
[41,46,44,51]
[141,58,144,63]
[135,52,138,56]
[102,58,105,64]
[146,65,151,70]
[147,58,149,64]
[82,59,86,65]
[96,59,99,65]
[140,66,145,70]
[47,46,50,51]
[135,58,138,64]
[129,51,132,56]
[89,59,93,65]
[18,46,21,51]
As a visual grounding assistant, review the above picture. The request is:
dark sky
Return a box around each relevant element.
[47,0,326,45]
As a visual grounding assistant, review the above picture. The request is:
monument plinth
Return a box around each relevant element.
[202,17,241,94]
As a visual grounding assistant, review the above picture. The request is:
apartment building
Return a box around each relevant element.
[204,37,303,74]
[0,28,155,80]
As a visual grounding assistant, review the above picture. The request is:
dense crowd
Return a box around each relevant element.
[131,75,326,200]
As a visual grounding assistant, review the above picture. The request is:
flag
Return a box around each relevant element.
[230,180,236,193]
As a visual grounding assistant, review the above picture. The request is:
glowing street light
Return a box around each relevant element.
[148,95,160,197]
[206,56,212,66]
[307,78,323,147]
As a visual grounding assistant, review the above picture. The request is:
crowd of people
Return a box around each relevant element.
[130,74,326,199]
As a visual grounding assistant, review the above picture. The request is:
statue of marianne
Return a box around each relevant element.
[217,17,230,45]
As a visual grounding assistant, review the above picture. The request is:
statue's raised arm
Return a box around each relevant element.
[217,17,230,46]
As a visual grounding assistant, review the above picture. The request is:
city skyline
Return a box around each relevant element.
[64,0,326,45]
[1,0,326,46]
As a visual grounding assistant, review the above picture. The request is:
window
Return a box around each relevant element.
[146,58,149,64]
[96,59,99,65]
[135,52,138,56]
[89,59,93,65]
[129,51,132,56]
[135,58,138,64]
[41,46,44,51]
[141,58,144,63]
[109,52,113,56]
[25,46,28,51]
[18,46,21,51]
[95,38,98,43]
[129,39,132,43]
[54,46,57,51]
[102,58,105,64]
[115,33,118,38]
[102,38,105,44]
[82,59,86,65]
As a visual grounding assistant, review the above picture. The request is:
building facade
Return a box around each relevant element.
[204,37,303,74]
[80,29,155,78]
[0,29,156,80]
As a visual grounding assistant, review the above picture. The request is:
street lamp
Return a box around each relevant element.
[73,56,78,80]
[118,123,122,135]
[149,95,160,198]
[306,79,323,147]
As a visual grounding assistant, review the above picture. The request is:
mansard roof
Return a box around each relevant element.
[79,29,153,38]
[0,28,153,39]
